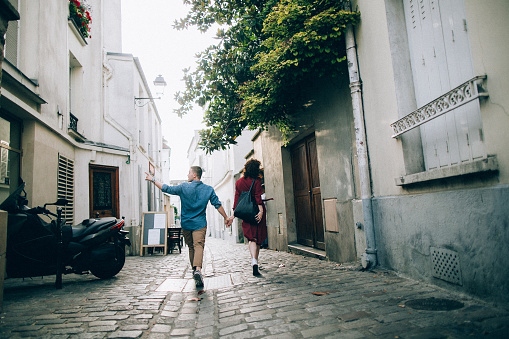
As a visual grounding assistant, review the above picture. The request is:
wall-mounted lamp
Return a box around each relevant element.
[134,74,167,106]
[153,74,167,96]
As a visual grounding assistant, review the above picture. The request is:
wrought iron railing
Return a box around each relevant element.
[69,113,78,133]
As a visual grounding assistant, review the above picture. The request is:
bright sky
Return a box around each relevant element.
[121,0,218,180]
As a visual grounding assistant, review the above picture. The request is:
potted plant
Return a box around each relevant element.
[69,0,92,39]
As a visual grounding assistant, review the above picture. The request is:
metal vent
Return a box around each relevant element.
[431,247,462,285]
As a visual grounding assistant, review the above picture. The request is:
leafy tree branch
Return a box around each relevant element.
[174,0,360,153]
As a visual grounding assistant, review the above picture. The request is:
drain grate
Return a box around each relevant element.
[405,297,464,311]
[431,247,462,285]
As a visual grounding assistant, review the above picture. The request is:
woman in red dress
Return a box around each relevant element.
[230,159,267,276]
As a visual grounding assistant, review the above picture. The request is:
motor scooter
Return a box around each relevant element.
[0,181,131,288]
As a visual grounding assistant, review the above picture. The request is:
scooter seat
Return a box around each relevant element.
[72,217,117,240]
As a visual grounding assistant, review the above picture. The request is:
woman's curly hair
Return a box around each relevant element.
[243,159,261,179]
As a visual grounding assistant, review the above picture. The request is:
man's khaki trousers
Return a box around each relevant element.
[182,226,207,269]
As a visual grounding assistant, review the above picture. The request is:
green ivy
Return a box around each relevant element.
[174,0,360,153]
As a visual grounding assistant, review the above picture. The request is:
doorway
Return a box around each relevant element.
[290,134,324,250]
[89,165,119,218]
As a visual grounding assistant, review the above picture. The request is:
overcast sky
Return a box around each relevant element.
[121,0,218,180]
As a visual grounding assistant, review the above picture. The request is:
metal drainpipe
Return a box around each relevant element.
[345,24,378,269]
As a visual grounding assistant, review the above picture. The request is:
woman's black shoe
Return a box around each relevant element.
[253,264,261,276]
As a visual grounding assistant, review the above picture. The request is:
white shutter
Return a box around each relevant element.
[403,0,485,170]
[439,0,486,162]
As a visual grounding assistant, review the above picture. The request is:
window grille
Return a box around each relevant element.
[58,154,74,223]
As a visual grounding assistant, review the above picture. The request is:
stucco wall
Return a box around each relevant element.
[353,0,509,303]
[105,54,136,149]
[261,126,291,252]
[465,0,509,184]
[374,185,509,304]
[354,0,509,195]
[21,122,74,209]
[302,76,357,262]
[353,0,405,198]
[262,74,360,262]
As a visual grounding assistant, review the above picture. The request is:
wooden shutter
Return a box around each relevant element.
[403,0,485,170]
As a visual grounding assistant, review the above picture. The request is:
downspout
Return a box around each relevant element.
[345,24,378,269]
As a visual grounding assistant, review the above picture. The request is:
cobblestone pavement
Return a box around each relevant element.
[1,237,508,338]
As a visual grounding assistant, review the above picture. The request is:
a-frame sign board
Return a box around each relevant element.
[140,211,168,256]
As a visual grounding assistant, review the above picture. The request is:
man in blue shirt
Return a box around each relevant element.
[146,166,230,287]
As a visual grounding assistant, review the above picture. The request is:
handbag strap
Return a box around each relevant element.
[247,178,256,194]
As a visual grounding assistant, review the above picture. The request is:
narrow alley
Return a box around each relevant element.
[1,238,508,338]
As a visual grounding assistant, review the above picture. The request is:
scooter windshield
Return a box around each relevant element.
[0,182,26,213]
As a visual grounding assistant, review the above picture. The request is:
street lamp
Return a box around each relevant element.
[134,74,167,106]
[153,74,167,96]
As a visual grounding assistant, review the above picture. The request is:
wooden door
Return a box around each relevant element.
[89,165,119,218]
[291,134,324,250]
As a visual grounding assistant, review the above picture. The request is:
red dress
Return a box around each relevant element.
[233,176,267,245]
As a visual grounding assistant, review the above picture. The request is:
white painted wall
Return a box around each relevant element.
[3,1,166,251]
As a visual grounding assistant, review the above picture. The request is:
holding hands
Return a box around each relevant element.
[225,209,262,227]
[255,211,263,223]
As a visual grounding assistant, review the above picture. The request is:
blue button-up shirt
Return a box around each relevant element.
[161,181,222,231]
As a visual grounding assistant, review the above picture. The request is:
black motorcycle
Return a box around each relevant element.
[0,182,131,288]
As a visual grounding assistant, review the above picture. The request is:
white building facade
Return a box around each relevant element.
[0,0,166,255]
[258,0,509,305]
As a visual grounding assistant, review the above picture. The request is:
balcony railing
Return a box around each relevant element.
[69,113,78,133]
[68,112,86,142]
[390,75,488,138]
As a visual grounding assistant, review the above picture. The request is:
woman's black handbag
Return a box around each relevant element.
[234,178,259,224]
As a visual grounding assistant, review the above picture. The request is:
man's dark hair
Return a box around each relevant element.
[243,159,261,179]
[190,166,202,179]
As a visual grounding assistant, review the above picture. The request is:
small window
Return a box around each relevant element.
[4,0,19,66]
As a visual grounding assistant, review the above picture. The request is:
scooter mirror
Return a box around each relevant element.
[45,199,69,208]
[55,199,69,206]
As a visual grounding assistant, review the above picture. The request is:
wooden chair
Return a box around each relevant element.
[167,227,182,253]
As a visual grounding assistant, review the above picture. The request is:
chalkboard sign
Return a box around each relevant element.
[140,212,168,256]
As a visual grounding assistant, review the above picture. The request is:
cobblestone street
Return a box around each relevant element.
[1,237,508,338]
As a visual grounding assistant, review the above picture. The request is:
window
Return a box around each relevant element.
[401,0,486,170]
[69,52,83,134]
[58,154,75,223]
[0,114,21,202]
[4,0,18,66]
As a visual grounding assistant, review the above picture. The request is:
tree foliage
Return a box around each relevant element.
[174,0,360,153]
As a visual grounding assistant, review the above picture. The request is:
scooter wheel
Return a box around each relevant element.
[90,244,126,279]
